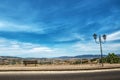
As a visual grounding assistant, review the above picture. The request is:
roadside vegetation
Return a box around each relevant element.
[0,53,120,66]
[102,53,120,64]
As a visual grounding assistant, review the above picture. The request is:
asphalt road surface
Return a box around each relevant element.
[0,70,120,80]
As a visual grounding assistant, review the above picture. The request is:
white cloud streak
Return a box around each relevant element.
[0,38,119,57]
[107,31,120,41]
[0,38,73,57]
[72,41,120,55]
[0,38,55,57]
[0,21,44,33]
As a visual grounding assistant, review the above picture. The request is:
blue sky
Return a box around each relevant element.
[0,0,120,58]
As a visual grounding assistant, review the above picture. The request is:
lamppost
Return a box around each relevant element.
[93,33,106,67]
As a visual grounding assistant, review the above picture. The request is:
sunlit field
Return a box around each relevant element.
[0,64,120,71]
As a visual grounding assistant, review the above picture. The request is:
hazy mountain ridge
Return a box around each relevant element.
[57,55,106,59]
[0,54,120,60]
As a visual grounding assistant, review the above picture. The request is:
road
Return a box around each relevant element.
[0,69,120,80]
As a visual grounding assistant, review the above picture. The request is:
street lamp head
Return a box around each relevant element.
[103,34,106,40]
[93,33,97,40]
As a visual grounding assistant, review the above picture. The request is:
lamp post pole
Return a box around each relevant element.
[99,35,103,67]
[93,34,106,67]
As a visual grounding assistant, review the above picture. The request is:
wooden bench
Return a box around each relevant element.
[23,60,38,66]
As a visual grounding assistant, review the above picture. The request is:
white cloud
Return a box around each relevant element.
[54,33,84,42]
[0,37,119,58]
[0,38,73,57]
[0,21,44,33]
[107,31,120,41]
[0,38,55,57]
[29,47,53,53]
[72,41,120,55]
[72,42,99,53]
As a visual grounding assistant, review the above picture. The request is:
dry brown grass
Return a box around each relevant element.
[0,64,120,71]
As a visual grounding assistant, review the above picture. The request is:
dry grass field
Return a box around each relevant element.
[0,64,120,71]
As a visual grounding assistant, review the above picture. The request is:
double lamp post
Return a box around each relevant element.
[93,33,107,67]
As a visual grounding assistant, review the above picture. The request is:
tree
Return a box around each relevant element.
[106,53,120,64]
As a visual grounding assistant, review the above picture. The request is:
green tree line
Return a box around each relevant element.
[102,53,120,64]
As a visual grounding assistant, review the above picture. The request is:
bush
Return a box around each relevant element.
[105,53,120,64]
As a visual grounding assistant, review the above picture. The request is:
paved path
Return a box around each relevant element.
[0,69,120,80]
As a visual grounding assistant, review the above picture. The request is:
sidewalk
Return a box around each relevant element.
[0,64,120,71]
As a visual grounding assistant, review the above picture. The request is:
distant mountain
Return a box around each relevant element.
[75,55,104,59]
[57,55,107,59]
[0,54,119,60]
[0,56,22,59]
[58,54,120,59]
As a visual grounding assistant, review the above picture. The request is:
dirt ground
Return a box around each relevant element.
[0,64,120,71]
